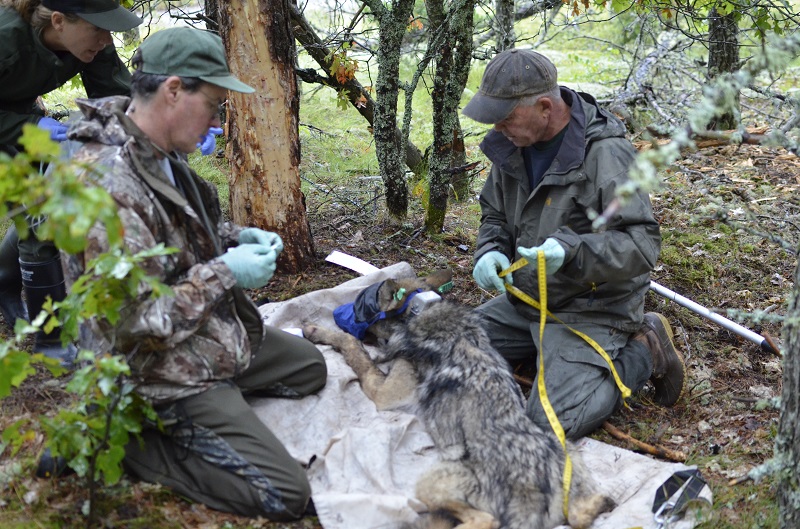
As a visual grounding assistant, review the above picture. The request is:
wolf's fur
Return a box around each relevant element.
[302,272,614,529]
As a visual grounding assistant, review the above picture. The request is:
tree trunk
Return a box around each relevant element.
[495,0,515,51]
[425,0,474,233]
[707,9,739,130]
[365,0,416,221]
[217,0,315,273]
[777,258,800,528]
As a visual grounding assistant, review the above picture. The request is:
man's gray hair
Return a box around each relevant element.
[517,86,561,108]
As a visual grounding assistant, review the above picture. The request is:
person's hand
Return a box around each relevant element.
[38,117,68,142]
[517,238,565,275]
[473,251,512,292]
[238,228,283,254]
[197,127,224,155]
[219,243,277,288]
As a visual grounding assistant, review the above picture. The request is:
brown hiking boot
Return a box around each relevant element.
[633,312,685,407]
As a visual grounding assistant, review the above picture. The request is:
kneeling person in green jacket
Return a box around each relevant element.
[464,49,685,440]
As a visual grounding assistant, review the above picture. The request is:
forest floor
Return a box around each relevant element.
[1,137,798,528]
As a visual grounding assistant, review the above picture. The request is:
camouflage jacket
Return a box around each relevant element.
[63,96,265,405]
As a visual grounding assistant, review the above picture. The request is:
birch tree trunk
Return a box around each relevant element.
[289,3,424,175]
[216,0,315,272]
[495,0,515,51]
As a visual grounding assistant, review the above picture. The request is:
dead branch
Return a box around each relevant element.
[643,125,773,148]
[602,421,687,462]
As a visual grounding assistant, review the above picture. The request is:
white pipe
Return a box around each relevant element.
[649,281,776,353]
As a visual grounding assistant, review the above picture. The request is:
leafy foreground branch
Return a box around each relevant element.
[0,126,173,524]
[605,33,800,529]
[593,33,800,230]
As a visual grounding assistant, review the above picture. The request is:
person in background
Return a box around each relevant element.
[464,49,685,439]
[0,0,141,363]
[61,26,327,519]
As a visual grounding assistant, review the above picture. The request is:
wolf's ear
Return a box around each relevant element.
[423,269,453,295]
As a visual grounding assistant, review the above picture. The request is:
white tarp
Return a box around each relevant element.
[251,262,711,529]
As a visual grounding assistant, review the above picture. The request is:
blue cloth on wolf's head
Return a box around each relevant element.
[333,303,373,339]
[334,281,387,339]
[333,281,426,339]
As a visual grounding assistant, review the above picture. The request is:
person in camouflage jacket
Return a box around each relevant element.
[62,27,327,520]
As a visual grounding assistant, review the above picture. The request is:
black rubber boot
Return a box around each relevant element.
[19,256,77,367]
[0,226,28,330]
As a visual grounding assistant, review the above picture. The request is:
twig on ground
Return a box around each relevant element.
[602,421,687,462]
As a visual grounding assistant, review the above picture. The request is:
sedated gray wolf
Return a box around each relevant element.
[302,270,614,529]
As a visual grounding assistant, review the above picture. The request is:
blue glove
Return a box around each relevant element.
[517,238,566,276]
[197,127,224,155]
[473,251,512,292]
[219,243,278,288]
[38,117,68,142]
[238,228,283,254]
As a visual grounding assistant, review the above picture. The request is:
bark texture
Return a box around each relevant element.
[425,0,474,233]
[217,0,315,272]
[707,9,740,130]
[364,0,416,220]
[777,258,800,527]
[494,0,516,51]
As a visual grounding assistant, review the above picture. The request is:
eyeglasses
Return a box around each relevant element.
[197,88,228,117]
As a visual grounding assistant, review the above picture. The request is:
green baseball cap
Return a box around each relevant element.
[137,27,255,94]
[42,0,142,32]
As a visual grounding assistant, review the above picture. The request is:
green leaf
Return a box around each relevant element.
[96,445,126,484]
[110,260,134,279]
[17,125,60,159]
[0,350,35,398]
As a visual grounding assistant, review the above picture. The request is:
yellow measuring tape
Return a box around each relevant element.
[498,252,633,520]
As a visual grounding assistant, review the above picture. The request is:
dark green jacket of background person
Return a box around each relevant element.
[475,87,661,333]
[0,5,131,146]
[62,95,266,406]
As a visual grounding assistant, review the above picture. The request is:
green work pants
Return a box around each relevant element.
[475,295,652,439]
[124,325,327,519]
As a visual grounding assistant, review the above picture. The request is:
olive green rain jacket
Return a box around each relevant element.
[0,6,131,146]
[475,87,661,332]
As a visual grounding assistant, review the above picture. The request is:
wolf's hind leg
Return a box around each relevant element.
[416,462,499,529]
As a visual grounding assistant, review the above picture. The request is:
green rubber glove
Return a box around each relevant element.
[517,238,565,276]
[473,251,512,292]
[239,228,284,254]
[219,244,277,288]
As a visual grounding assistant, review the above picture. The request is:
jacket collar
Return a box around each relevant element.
[76,96,190,209]
[478,87,592,181]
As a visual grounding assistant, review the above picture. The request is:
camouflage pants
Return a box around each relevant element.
[475,295,652,439]
[124,326,327,519]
